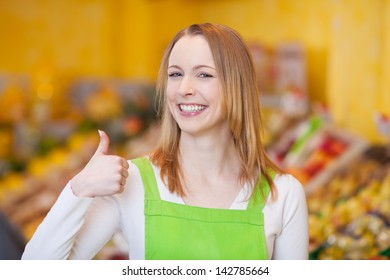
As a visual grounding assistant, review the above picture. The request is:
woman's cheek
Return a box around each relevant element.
[165,83,176,100]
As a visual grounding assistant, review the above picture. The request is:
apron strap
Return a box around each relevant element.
[247,170,274,210]
[132,157,161,200]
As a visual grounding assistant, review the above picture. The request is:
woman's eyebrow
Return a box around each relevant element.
[168,65,181,69]
[167,64,216,70]
[193,64,216,70]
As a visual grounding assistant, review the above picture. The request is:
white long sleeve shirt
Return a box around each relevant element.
[22,160,309,260]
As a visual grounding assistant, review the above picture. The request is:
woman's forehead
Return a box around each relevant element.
[168,35,215,67]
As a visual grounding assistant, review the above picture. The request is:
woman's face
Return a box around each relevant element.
[166,35,227,137]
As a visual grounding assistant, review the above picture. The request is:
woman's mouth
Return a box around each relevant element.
[179,104,207,113]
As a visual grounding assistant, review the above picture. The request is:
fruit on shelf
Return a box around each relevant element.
[288,133,349,185]
[308,145,390,259]
[267,115,367,192]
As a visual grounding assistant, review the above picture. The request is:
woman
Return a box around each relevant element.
[22,23,308,260]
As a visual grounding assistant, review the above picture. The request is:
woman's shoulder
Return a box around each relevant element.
[273,173,304,189]
[271,173,307,203]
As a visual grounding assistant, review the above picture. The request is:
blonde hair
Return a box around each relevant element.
[150,23,283,198]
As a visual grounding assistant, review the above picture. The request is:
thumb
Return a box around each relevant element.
[95,130,110,155]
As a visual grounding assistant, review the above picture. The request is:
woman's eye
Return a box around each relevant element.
[168,72,182,77]
[198,72,213,78]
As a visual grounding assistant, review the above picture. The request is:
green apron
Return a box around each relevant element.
[132,157,271,260]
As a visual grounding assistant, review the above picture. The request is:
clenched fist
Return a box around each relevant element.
[71,130,130,198]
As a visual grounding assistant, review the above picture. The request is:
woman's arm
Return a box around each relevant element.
[265,174,309,260]
[21,181,121,260]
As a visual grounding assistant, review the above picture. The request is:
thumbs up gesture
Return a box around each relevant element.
[71,130,130,198]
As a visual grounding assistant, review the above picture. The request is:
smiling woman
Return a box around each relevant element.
[22,23,309,260]
[166,35,225,144]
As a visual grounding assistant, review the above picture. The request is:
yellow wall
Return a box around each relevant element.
[0,0,389,142]
[380,0,390,126]
[0,0,115,76]
[327,0,390,142]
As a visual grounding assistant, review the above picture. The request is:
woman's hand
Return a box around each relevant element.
[71,130,130,198]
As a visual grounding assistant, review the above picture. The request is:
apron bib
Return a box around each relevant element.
[132,157,271,260]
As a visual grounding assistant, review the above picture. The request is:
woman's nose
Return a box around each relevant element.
[178,76,195,96]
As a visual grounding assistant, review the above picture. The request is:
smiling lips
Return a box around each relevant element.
[179,104,207,114]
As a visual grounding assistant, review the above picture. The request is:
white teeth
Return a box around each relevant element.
[180,104,206,113]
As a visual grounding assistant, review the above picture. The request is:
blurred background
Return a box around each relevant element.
[0,0,389,260]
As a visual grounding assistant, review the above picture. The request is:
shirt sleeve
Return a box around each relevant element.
[264,174,309,260]
[21,181,121,260]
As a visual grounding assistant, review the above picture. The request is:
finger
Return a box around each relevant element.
[95,130,110,155]
[121,168,129,178]
[119,176,127,187]
[122,159,130,169]
[116,183,125,194]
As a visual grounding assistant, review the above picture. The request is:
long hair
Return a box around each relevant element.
[150,23,283,198]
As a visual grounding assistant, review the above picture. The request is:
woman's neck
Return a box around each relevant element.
[179,130,239,176]
[177,130,243,208]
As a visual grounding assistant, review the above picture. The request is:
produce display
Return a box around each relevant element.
[308,145,390,259]
[266,115,368,193]
[265,111,389,259]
